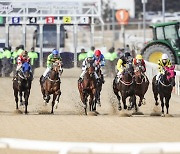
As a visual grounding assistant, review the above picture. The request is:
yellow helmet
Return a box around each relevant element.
[136,54,143,60]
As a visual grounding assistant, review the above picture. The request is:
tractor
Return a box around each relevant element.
[141,21,180,64]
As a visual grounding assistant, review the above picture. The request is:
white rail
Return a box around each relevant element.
[145,61,180,95]
[1,138,180,154]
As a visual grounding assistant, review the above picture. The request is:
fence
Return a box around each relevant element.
[145,61,180,96]
[1,138,180,154]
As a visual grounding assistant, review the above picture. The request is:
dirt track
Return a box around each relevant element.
[0,67,180,145]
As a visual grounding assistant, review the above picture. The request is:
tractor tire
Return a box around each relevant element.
[142,44,176,64]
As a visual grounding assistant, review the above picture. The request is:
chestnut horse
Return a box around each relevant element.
[13,62,32,114]
[152,65,176,116]
[40,61,62,114]
[78,60,97,115]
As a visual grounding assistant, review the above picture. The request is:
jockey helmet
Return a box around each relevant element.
[52,49,59,55]
[162,53,168,60]
[136,54,143,60]
[95,50,101,57]
[124,52,131,58]
[87,52,94,58]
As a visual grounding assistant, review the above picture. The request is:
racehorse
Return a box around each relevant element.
[13,62,32,114]
[133,65,149,107]
[113,62,136,111]
[152,65,176,116]
[40,61,62,114]
[78,60,97,115]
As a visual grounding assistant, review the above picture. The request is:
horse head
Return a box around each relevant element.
[21,62,31,80]
[134,65,144,81]
[164,65,176,86]
[49,60,62,80]
[86,60,95,78]
[124,61,134,77]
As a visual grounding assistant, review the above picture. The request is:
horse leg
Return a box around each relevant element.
[122,96,127,110]
[90,89,96,111]
[82,91,88,115]
[54,90,61,109]
[24,90,30,114]
[138,95,143,107]
[160,95,165,116]
[132,95,137,112]
[14,90,19,109]
[19,91,23,106]
[165,95,171,115]
[113,89,121,111]
[51,94,57,114]
[152,78,159,106]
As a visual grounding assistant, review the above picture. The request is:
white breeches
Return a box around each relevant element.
[43,67,51,77]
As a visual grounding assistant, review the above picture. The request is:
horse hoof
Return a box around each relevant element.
[128,106,132,110]
[138,103,141,107]
[161,114,165,117]
[124,105,127,110]
[55,101,58,109]
[155,102,159,106]
[118,106,122,111]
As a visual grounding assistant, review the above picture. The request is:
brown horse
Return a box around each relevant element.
[40,61,62,114]
[133,65,149,107]
[152,66,176,116]
[13,62,32,114]
[113,63,136,111]
[78,60,97,115]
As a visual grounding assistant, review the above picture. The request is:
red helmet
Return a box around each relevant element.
[95,50,101,57]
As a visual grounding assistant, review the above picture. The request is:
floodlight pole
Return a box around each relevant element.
[142,0,147,43]
[162,0,165,22]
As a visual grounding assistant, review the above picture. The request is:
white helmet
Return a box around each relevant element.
[162,53,168,60]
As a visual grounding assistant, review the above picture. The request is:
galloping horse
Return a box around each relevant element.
[78,60,97,115]
[13,62,32,114]
[113,62,136,111]
[152,65,176,116]
[133,65,149,107]
[40,61,62,114]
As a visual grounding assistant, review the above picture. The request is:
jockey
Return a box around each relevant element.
[14,50,32,80]
[133,54,146,73]
[156,53,172,84]
[78,52,96,82]
[115,52,132,83]
[16,50,30,71]
[93,49,105,84]
[41,49,63,82]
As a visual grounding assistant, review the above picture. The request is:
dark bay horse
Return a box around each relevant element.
[78,60,97,115]
[40,61,62,114]
[113,63,136,111]
[13,62,32,114]
[152,66,176,116]
[133,65,149,107]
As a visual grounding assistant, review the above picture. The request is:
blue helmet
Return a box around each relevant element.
[52,49,59,55]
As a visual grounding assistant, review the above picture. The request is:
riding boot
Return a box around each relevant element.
[40,75,45,83]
